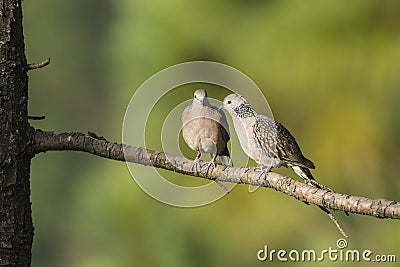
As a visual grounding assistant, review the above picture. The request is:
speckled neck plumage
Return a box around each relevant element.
[234,104,257,118]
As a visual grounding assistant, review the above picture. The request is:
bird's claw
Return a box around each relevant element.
[254,165,271,183]
[191,158,201,175]
[248,165,271,193]
[201,160,216,175]
[191,158,216,176]
[256,165,271,173]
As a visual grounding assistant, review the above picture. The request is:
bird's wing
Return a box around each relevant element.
[253,115,315,169]
[181,105,192,125]
[216,107,230,143]
[275,122,315,169]
[252,115,279,160]
[200,104,230,142]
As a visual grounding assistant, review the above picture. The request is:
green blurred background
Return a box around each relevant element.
[24,0,400,266]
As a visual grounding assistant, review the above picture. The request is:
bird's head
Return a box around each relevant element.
[193,89,209,106]
[222,94,256,118]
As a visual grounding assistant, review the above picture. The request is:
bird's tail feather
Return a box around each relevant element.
[292,166,315,181]
[291,165,334,191]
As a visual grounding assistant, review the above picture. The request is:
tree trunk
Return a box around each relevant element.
[0,0,34,266]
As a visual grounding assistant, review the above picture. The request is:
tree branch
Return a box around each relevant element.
[26,58,50,71]
[33,129,400,220]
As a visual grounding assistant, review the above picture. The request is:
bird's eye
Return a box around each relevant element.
[227,100,231,104]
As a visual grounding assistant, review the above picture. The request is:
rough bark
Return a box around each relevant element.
[0,0,34,266]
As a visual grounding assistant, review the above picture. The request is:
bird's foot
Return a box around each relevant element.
[255,165,272,173]
[191,158,201,175]
[190,152,203,175]
[200,154,218,175]
[248,165,271,193]
[201,160,216,175]
[254,165,272,183]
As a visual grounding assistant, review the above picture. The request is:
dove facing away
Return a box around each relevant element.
[182,89,232,172]
[222,93,323,188]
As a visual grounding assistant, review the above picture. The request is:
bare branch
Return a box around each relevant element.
[26,58,50,71]
[33,129,400,220]
[28,115,46,120]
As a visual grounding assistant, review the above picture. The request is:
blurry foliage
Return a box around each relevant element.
[24,0,400,266]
